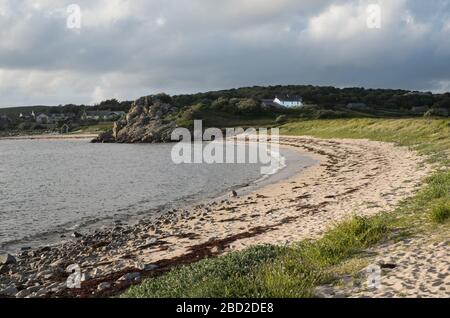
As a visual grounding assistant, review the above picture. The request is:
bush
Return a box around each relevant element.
[430,199,450,223]
[123,245,284,298]
[237,99,261,115]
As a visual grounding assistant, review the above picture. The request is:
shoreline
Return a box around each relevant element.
[0,136,431,298]
[0,143,314,253]
[0,133,98,141]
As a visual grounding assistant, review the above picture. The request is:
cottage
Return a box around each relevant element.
[19,112,35,121]
[273,95,303,108]
[261,95,304,108]
[60,124,70,134]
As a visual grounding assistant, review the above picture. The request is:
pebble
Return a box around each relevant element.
[118,272,141,282]
[0,284,18,297]
[71,232,83,238]
[97,282,111,291]
[0,253,17,265]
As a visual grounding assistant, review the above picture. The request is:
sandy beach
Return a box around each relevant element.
[1,135,444,298]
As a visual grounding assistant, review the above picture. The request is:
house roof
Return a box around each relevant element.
[275,95,302,102]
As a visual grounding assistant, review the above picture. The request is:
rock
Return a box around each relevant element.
[97,282,111,291]
[92,95,180,144]
[49,259,64,268]
[15,289,32,298]
[0,253,17,265]
[118,272,141,282]
[229,190,238,198]
[32,288,48,297]
[81,272,91,282]
[145,237,158,245]
[0,284,18,297]
[136,263,159,271]
[71,232,83,238]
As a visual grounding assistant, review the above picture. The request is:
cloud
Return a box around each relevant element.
[0,0,450,107]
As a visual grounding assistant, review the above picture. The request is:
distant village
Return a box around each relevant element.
[0,108,126,133]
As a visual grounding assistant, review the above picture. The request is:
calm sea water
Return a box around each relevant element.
[0,139,315,251]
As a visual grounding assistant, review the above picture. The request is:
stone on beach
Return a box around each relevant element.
[0,253,16,265]
[97,282,111,291]
[118,272,141,282]
[0,284,18,297]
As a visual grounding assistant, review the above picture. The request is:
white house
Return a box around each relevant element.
[273,95,303,108]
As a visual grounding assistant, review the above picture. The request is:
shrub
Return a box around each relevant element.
[430,199,450,223]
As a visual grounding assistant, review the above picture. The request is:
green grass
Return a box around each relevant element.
[123,216,389,298]
[430,198,450,224]
[281,118,450,166]
[124,117,450,298]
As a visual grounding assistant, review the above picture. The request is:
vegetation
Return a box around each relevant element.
[2,85,449,132]
[124,117,449,298]
[281,118,450,166]
[124,216,389,298]
[430,198,450,224]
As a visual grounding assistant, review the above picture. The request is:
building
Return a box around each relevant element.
[60,124,70,134]
[19,112,35,121]
[81,110,126,121]
[273,95,303,108]
[261,95,304,108]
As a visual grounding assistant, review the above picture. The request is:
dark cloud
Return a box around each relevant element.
[0,0,449,107]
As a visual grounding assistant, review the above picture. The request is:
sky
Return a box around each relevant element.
[1,0,450,107]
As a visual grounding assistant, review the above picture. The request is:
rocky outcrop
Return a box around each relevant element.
[92,95,179,143]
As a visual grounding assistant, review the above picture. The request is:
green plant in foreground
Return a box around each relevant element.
[430,199,450,224]
[123,216,389,298]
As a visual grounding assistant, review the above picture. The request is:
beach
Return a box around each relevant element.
[0,135,441,298]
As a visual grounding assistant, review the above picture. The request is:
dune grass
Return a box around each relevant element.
[124,117,450,298]
[281,118,450,166]
[123,216,389,298]
[430,198,450,224]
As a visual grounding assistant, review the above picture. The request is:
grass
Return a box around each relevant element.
[281,118,450,166]
[123,216,389,298]
[123,117,450,298]
[430,199,450,224]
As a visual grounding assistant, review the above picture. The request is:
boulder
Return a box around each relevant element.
[0,253,17,265]
[118,272,141,282]
[92,94,180,144]
[0,284,18,297]
[97,282,111,291]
